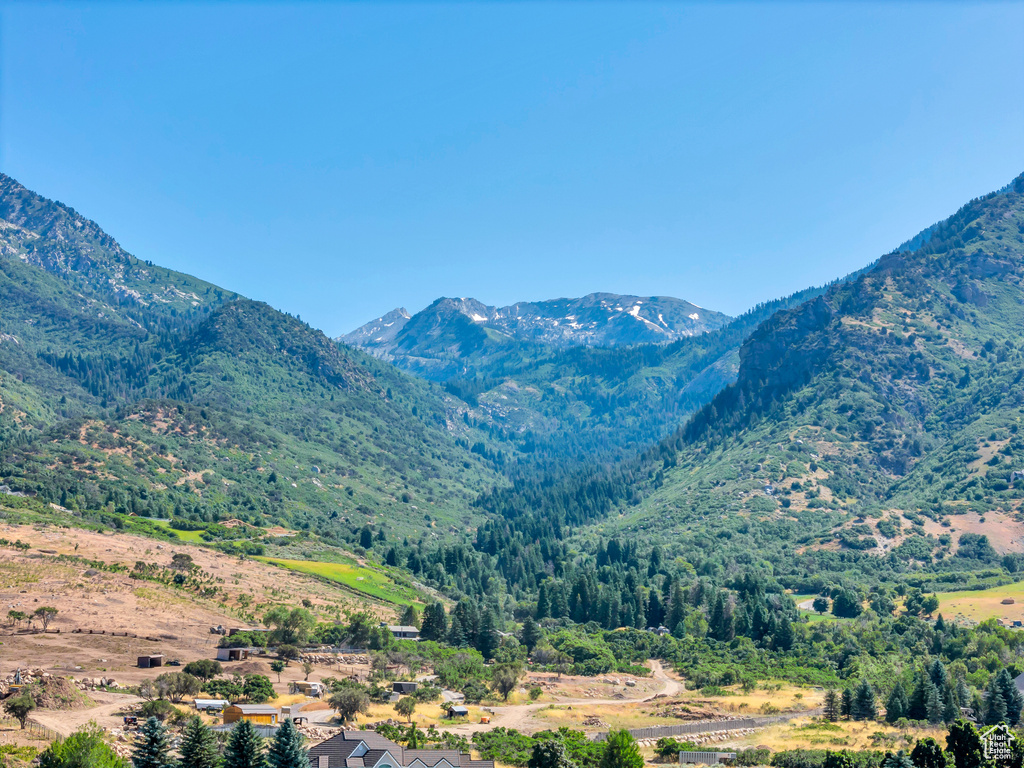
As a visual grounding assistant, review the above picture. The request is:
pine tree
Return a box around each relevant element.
[942,685,959,724]
[985,674,1009,726]
[841,688,854,719]
[180,716,221,768]
[224,719,267,768]
[774,617,794,651]
[266,718,307,768]
[993,668,1024,725]
[477,610,499,660]
[853,680,877,721]
[885,684,908,724]
[133,716,173,768]
[925,683,943,724]
[908,671,935,721]
[824,689,841,722]
[521,616,543,653]
[928,659,949,691]
[535,583,550,620]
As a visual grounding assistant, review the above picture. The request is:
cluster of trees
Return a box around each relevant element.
[6,605,58,629]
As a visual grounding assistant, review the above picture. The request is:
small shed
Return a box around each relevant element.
[223,704,279,725]
[393,681,419,694]
[137,654,165,669]
[448,705,469,718]
[216,648,251,662]
[194,699,230,712]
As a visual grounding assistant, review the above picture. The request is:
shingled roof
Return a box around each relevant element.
[307,731,494,768]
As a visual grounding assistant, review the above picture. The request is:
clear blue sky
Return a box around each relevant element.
[2,2,1022,336]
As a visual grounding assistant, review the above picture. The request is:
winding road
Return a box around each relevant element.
[442,659,684,736]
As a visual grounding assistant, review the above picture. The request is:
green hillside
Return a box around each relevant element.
[416,172,1024,609]
[0,174,507,544]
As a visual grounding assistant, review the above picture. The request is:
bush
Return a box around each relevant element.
[140,699,176,721]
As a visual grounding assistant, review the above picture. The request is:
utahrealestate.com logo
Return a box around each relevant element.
[982,724,1017,764]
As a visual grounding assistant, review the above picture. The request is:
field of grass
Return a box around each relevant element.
[727,717,942,752]
[934,581,1024,624]
[148,519,207,543]
[256,557,424,606]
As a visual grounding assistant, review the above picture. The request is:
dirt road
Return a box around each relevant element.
[442,659,684,736]
[29,691,142,737]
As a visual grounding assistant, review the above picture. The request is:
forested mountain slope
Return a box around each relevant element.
[449,284,827,476]
[450,172,1024,609]
[0,175,506,540]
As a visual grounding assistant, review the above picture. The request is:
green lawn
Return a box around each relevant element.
[255,556,424,606]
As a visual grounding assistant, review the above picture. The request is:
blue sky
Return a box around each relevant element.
[2,3,1022,336]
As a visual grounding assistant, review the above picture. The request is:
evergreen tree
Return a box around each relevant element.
[885,684,908,724]
[994,668,1024,725]
[853,680,877,721]
[224,719,267,768]
[180,716,221,768]
[420,603,447,642]
[398,605,420,629]
[985,675,1009,726]
[266,718,307,768]
[477,610,499,660]
[521,616,543,653]
[133,716,173,768]
[908,671,936,721]
[925,683,943,724]
[446,613,466,647]
[774,617,794,652]
[536,583,551,620]
[824,689,841,722]
[881,753,914,768]
[667,583,686,631]
[942,684,960,724]
[929,659,950,692]
[841,688,854,719]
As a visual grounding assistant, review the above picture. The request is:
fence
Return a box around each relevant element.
[591,709,822,742]
[0,715,62,742]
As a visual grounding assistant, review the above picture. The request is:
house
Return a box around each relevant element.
[193,699,230,713]
[447,705,469,718]
[392,682,419,695]
[137,654,165,669]
[387,625,420,640]
[217,648,252,662]
[291,681,326,697]
[223,704,280,726]
[307,729,493,768]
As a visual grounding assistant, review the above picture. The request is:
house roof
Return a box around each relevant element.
[388,626,420,633]
[307,732,493,768]
[194,699,229,707]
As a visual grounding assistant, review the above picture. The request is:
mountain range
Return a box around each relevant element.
[2,169,1024,596]
[342,293,730,366]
